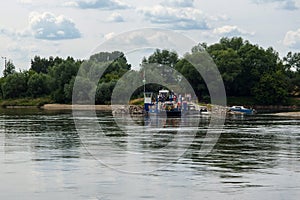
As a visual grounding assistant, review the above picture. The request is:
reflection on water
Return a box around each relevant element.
[0,109,299,199]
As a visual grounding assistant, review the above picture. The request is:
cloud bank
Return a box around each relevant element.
[107,12,124,22]
[138,5,209,30]
[213,25,254,37]
[64,0,130,10]
[283,28,300,48]
[29,12,81,40]
[161,0,194,7]
[252,0,298,10]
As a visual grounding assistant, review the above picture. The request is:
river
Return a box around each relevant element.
[0,109,299,200]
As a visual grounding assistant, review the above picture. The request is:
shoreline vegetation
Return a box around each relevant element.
[0,37,299,111]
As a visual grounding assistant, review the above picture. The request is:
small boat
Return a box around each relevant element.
[199,106,211,115]
[228,106,256,115]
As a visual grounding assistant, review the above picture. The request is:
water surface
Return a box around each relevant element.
[0,109,299,199]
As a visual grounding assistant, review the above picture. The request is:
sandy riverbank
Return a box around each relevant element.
[41,104,112,111]
[268,112,300,117]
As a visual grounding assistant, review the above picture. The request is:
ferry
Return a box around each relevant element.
[145,90,181,117]
[144,90,209,117]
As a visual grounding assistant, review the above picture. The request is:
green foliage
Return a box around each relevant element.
[0,97,52,107]
[283,52,300,96]
[2,72,27,99]
[49,57,81,103]
[208,48,242,96]
[175,58,207,97]
[0,41,299,106]
[147,49,178,66]
[31,56,63,73]
[3,60,16,77]
[27,72,51,98]
[95,81,117,104]
[253,71,289,105]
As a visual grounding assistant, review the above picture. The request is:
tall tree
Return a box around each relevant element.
[253,71,289,105]
[2,72,27,99]
[207,48,242,96]
[3,60,16,77]
[27,72,51,98]
[31,56,64,74]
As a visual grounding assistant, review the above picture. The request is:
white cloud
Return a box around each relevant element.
[107,12,124,22]
[64,0,130,10]
[252,0,298,10]
[281,0,298,10]
[29,12,81,40]
[283,28,300,48]
[161,0,194,7]
[104,32,116,40]
[97,29,196,57]
[138,5,209,30]
[19,0,33,5]
[0,27,31,38]
[213,25,255,37]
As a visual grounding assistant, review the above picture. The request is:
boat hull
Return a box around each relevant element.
[229,108,254,115]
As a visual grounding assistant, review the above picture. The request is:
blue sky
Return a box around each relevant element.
[1,0,300,71]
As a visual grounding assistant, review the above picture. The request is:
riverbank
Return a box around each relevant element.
[42,104,112,111]
[41,104,144,114]
[267,112,300,117]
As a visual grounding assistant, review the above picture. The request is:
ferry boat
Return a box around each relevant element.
[144,90,209,117]
[145,90,181,117]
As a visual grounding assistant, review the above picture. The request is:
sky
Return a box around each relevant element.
[1,0,300,71]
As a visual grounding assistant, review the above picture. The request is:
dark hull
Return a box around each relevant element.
[147,109,181,117]
[166,110,181,117]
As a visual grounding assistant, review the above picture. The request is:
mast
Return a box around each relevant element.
[1,56,6,71]
[143,66,146,94]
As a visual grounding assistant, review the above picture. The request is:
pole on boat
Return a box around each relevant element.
[143,67,146,94]
[1,56,7,72]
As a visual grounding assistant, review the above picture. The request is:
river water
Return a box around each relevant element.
[0,109,299,200]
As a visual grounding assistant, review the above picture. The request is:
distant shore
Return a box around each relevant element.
[41,104,299,115]
[41,104,112,111]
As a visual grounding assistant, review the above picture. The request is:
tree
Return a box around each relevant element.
[142,49,179,87]
[147,49,178,67]
[95,81,117,104]
[49,57,80,103]
[207,48,242,96]
[283,52,300,72]
[253,71,289,105]
[207,37,281,97]
[31,56,64,74]
[3,60,16,77]
[2,72,27,99]
[27,72,51,98]
[283,52,300,96]
[175,50,216,102]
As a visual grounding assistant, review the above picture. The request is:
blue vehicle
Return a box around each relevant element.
[228,106,256,115]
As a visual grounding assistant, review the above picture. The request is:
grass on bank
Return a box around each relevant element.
[0,97,53,108]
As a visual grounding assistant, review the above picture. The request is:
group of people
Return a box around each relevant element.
[157,91,178,103]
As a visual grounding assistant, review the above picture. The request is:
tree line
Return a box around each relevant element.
[0,37,299,105]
